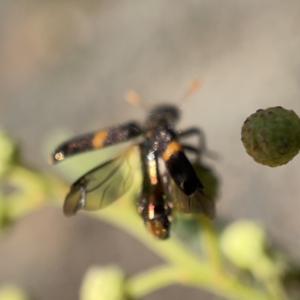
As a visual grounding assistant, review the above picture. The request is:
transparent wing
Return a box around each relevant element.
[63,146,141,216]
[170,180,215,218]
[158,158,215,218]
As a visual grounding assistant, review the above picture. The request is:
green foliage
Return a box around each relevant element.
[0,129,299,300]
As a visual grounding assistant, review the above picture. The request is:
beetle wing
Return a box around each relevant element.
[64,146,141,216]
[158,157,215,218]
[51,122,141,163]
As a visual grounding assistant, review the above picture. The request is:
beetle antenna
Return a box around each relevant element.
[125,90,149,111]
[179,79,202,109]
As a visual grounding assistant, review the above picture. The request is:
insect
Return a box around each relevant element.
[51,84,215,239]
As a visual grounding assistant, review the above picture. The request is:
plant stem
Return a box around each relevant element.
[93,201,279,300]
[8,169,286,300]
[127,265,181,298]
[197,215,223,272]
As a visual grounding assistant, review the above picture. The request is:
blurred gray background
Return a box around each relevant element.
[1,0,300,299]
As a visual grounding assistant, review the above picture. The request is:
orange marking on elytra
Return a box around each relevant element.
[92,131,108,148]
[162,141,182,162]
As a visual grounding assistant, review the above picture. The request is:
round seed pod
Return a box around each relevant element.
[241,106,300,167]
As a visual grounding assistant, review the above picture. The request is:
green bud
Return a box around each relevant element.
[241,107,300,167]
[220,220,266,269]
[80,266,127,300]
[0,284,30,300]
